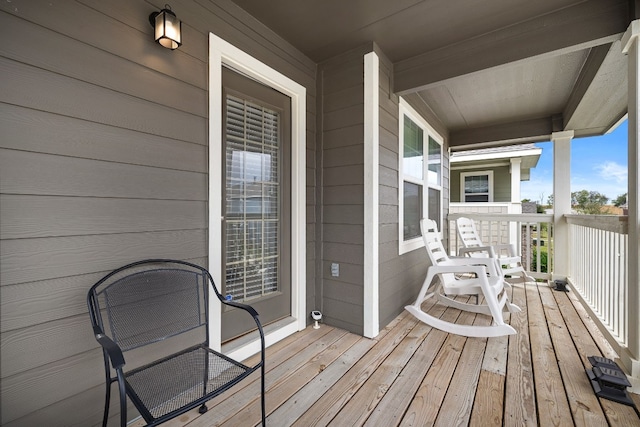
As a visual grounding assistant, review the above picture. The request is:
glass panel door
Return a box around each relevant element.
[225,96,280,302]
[222,68,291,342]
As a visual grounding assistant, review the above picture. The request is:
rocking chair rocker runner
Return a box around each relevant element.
[87,259,266,426]
[456,216,535,285]
[405,219,520,337]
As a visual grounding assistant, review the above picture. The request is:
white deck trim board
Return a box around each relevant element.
[451,148,542,163]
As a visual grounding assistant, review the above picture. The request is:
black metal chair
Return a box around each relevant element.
[87,259,266,426]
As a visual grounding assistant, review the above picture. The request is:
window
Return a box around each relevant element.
[402,115,423,241]
[461,171,493,202]
[225,95,281,302]
[399,98,443,254]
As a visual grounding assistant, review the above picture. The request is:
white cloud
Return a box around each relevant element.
[596,161,627,184]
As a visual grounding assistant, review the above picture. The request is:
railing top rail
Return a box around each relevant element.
[448,213,553,223]
[448,213,628,234]
[565,214,629,234]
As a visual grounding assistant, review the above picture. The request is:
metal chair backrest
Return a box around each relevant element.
[88,260,210,352]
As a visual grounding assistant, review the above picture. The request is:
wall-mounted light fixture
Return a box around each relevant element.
[149,5,182,50]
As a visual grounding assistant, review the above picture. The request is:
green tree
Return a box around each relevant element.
[531,247,548,273]
[613,193,627,207]
[571,190,609,214]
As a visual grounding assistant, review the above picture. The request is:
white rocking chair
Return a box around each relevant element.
[456,217,535,285]
[405,219,520,337]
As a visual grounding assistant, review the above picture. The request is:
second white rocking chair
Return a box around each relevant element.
[456,216,535,285]
[405,219,520,337]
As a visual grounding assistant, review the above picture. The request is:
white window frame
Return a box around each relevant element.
[460,171,493,202]
[398,98,443,254]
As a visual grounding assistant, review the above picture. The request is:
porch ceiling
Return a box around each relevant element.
[230,0,632,150]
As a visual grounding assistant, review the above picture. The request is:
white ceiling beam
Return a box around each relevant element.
[564,40,629,134]
[449,117,554,150]
[394,0,628,94]
[563,43,612,127]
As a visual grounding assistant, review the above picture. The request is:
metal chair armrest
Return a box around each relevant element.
[221,299,260,319]
[94,327,125,369]
[216,295,265,353]
[208,270,264,338]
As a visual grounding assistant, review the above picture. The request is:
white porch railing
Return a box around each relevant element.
[448,212,637,382]
[447,213,554,280]
[566,215,631,356]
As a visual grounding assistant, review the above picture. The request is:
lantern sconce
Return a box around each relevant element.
[149,5,182,50]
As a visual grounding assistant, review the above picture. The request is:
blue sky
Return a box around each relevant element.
[521,120,629,204]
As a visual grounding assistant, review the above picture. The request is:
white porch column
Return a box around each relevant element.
[508,158,522,245]
[622,20,640,380]
[551,130,573,282]
[363,51,379,338]
[510,158,522,204]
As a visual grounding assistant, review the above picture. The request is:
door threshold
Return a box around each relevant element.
[222,316,299,361]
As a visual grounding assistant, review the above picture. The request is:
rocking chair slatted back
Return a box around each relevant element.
[456,217,535,284]
[456,218,485,250]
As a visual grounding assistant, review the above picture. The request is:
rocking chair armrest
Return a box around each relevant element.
[458,246,497,258]
[492,243,517,257]
[429,264,489,277]
[446,256,500,276]
[93,328,125,369]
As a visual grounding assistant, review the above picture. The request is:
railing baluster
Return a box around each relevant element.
[563,215,629,350]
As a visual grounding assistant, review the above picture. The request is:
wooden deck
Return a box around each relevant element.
[150,282,640,427]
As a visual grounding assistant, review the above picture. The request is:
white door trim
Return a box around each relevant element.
[208,33,306,358]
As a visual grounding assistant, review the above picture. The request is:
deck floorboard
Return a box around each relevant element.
[170,283,640,427]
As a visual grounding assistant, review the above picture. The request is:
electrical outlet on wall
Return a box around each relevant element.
[331,263,339,277]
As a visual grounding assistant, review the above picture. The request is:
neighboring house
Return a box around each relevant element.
[602,205,626,215]
[450,144,542,214]
[448,144,541,252]
[0,1,637,425]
